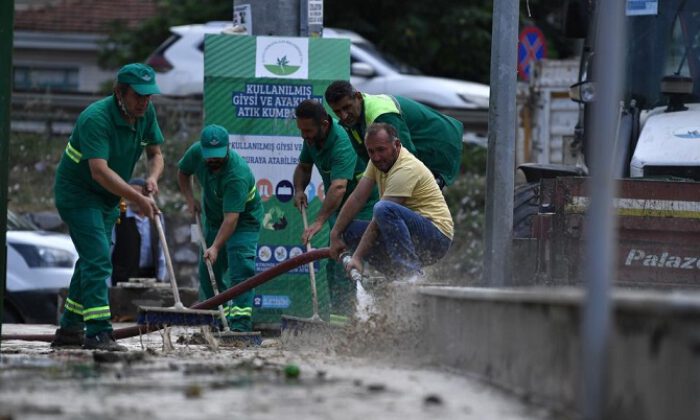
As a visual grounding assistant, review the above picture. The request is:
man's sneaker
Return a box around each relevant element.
[83,331,127,352]
[50,327,85,348]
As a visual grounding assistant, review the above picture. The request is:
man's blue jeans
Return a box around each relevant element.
[342,200,452,279]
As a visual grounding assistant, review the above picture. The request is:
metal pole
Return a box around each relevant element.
[484,0,518,287]
[0,0,15,343]
[581,0,626,418]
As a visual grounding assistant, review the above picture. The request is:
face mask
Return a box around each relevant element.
[116,92,135,120]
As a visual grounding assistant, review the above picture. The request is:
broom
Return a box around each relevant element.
[280,207,329,334]
[194,213,261,345]
[136,206,220,327]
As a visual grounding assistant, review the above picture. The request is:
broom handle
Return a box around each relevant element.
[153,212,184,309]
[196,213,231,332]
[302,207,320,317]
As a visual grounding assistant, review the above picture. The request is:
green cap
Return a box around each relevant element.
[200,124,230,159]
[117,63,160,95]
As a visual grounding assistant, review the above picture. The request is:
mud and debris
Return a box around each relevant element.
[1,279,560,420]
[0,321,556,420]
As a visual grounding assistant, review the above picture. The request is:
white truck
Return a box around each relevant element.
[514,0,700,288]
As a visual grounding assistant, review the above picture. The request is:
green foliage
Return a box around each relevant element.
[433,172,486,284]
[324,0,571,84]
[423,143,487,284]
[7,124,198,214]
[96,0,574,83]
[461,143,487,175]
[97,0,233,68]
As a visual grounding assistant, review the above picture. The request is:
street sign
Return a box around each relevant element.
[518,26,547,81]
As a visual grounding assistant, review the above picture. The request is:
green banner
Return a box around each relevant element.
[204,34,350,325]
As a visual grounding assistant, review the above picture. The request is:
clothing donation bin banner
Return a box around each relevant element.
[203,34,350,325]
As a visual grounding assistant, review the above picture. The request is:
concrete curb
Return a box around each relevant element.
[416,286,700,419]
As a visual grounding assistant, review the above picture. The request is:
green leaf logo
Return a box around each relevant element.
[265,55,300,75]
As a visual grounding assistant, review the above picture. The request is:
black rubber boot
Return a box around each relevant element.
[83,331,127,352]
[50,327,85,348]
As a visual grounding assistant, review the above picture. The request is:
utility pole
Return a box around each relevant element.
[236,0,321,37]
[484,0,519,286]
[0,0,15,342]
[581,0,625,418]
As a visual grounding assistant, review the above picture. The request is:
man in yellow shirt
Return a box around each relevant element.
[329,123,453,280]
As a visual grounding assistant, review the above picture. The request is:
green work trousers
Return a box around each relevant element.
[57,205,119,336]
[199,225,259,332]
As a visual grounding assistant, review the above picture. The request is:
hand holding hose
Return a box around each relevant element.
[340,252,363,283]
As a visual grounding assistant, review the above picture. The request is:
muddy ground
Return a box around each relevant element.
[0,321,555,420]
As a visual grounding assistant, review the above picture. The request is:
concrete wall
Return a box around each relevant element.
[417,286,700,419]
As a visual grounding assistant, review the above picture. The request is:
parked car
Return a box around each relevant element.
[323,28,490,111]
[146,22,490,111]
[4,211,77,323]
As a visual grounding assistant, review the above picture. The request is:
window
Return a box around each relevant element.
[13,66,79,92]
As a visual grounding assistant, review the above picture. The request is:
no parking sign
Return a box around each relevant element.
[518,26,547,80]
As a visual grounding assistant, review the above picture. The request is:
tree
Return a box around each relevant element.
[98,0,232,69]
[99,0,573,85]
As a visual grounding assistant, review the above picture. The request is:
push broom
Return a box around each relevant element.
[280,207,330,334]
[194,214,261,345]
[136,207,220,328]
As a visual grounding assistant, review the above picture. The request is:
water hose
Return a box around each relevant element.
[2,248,331,342]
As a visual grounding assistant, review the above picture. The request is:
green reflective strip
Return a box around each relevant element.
[330,314,349,326]
[83,306,111,321]
[246,185,256,202]
[64,298,84,315]
[65,142,82,163]
[228,306,252,316]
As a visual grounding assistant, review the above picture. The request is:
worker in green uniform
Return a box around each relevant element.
[292,99,378,323]
[178,124,263,332]
[324,80,464,189]
[51,63,164,351]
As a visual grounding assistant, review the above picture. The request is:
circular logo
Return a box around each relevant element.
[274,246,288,262]
[258,245,272,262]
[276,180,294,203]
[673,127,700,139]
[262,41,304,76]
[289,246,303,258]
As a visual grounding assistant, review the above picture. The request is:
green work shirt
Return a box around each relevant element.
[178,144,263,231]
[299,119,377,220]
[395,96,464,186]
[54,95,164,209]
